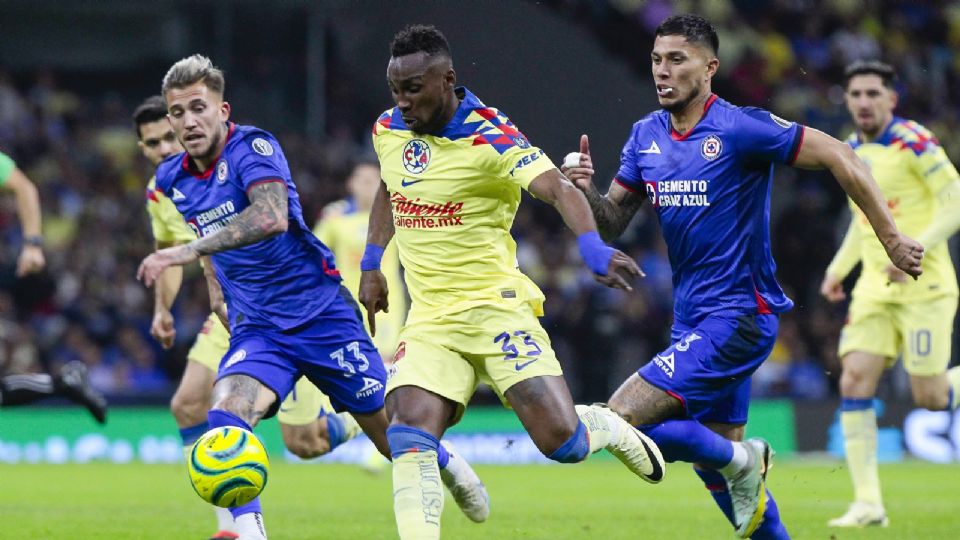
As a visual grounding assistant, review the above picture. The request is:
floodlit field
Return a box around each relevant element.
[3,460,958,539]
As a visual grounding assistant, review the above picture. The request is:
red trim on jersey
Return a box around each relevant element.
[670,93,718,141]
[666,389,686,408]
[787,125,806,165]
[321,255,341,277]
[146,188,159,203]
[755,289,773,314]
[244,178,284,195]
[182,122,236,180]
[613,177,639,192]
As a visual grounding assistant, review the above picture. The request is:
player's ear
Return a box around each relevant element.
[220,101,231,120]
[889,89,898,110]
[444,68,456,90]
[705,56,719,82]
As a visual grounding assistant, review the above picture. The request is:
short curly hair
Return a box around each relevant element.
[390,25,451,59]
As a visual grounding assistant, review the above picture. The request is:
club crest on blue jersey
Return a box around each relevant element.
[216,160,228,184]
[701,135,722,161]
[402,139,431,174]
[251,137,274,156]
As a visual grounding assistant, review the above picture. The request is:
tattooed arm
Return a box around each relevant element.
[580,181,646,242]
[137,181,289,287]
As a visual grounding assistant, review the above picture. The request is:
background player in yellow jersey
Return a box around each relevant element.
[820,61,960,528]
[0,150,106,421]
[135,96,362,540]
[361,25,665,540]
[314,154,407,360]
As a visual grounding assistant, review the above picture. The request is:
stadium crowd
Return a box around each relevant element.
[0,0,957,403]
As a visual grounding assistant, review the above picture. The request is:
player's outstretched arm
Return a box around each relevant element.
[4,167,45,276]
[358,180,395,336]
[792,127,923,277]
[138,181,289,287]
[528,168,642,291]
[150,239,183,349]
[562,134,645,242]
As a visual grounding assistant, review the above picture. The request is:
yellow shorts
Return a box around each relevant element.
[277,376,334,426]
[387,303,563,423]
[839,294,958,375]
[186,313,230,372]
[371,307,404,360]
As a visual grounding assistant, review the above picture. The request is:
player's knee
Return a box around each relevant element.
[170,389,209,426]
[284,435,328,459]
[838,368,873,397]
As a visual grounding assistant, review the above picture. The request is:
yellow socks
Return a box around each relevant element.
[841,408,883,506]
[393,450,444,540]
[947,366,960,410]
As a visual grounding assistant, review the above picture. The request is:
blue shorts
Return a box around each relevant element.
[638,311,778,425]
[218,286,386,418]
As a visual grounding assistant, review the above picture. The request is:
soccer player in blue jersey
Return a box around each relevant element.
[137,55,487,540]
[563,14,924,539]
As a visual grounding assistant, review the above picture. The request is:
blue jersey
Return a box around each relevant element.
[155,123,342,330]
[615,95,804,325]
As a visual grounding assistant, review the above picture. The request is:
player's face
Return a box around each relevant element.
[387,52,456,134]
[347,163,381,209]
[845,74,897,137]
[137,119,184,167]
[165,81,231,165]
[650,35,717,113]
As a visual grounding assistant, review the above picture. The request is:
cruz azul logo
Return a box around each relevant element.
[701,134,722,161]
[391,192,464,229]
[402,139,431,174]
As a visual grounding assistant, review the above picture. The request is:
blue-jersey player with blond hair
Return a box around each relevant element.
[137,54,487,540]
[360,24,666,540]
[821,60,960,528]
[563,14,924,540]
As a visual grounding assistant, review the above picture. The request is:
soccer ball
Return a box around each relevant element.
[187,426,269,507]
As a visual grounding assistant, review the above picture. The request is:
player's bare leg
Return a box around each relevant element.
[385,386,489,539]
[505,374,663,481]
[609,374,778,538]
[830,351,889,527]
[169,361,237,539]
[208,374,276,540]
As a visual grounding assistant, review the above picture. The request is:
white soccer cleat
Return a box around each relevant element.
[828,502,889,528]
[594,405,665,484]
[439,441,490,523]
[725,438,772,538]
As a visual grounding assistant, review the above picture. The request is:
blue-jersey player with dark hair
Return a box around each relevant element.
[138,54,487,540]
[562,14,924,540]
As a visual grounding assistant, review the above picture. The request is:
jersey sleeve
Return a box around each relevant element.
[614,123,643,191]
[0,151,16,187]
[914,137,960,194]
[145,178,195,244]
[734,108,805,166]
[491,114,555,189]
[235,132,288,191]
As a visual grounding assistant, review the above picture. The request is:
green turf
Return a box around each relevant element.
[2,460,958,539]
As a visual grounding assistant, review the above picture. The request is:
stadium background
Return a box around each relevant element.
[1,0,960,466]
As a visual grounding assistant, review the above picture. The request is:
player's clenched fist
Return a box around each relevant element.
[882,233,924,278]
[359,270,389,336]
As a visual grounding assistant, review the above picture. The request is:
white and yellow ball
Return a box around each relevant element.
[187,426,269,508]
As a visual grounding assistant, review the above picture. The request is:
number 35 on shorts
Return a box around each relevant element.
[494,330,542,371]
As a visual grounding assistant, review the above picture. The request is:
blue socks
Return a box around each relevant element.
[179,421,209,447]
[323,412,347,450]
[547,421,590,463]
[641,419,734,468]
[207,409,261,519]
[387,425,440,458]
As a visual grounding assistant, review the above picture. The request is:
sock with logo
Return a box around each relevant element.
[840,398,882,506]
[388,425,444,540]
[640,419,734,468]
[180,421,237,535]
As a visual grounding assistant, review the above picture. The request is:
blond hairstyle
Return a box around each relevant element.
[161,54,225,96]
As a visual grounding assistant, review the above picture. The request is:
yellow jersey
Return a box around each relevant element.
[313,200,407,327]
[146,176,195,244]
[845,117,959,301]
[372,87,555,323]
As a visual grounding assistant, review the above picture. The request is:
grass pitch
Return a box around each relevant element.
[2,460,958,539]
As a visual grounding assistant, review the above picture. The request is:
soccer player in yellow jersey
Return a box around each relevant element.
[821,61,960,528]
[360,25,666,540]
[314,155,406,359]
[135,96,361,540]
